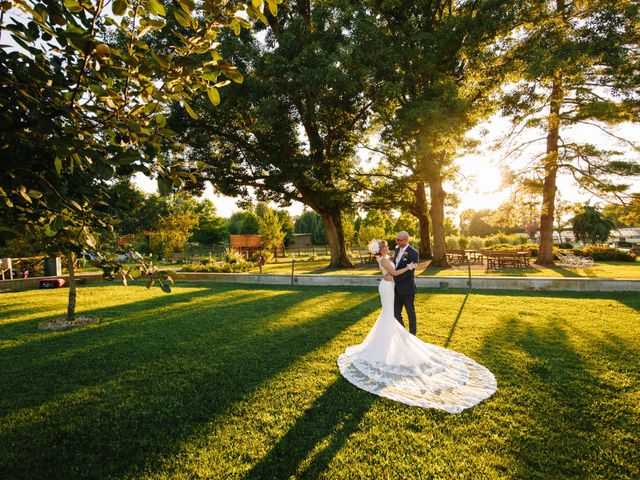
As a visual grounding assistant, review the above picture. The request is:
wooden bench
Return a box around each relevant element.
[445,249,467,263]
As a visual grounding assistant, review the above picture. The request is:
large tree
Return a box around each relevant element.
[1,0,278,319]
[499,0,640,264]
[172,1,377,267]
[360,0,517,267]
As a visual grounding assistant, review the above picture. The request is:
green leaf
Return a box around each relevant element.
[44,224,56,237]
[85,233,96,248]
[182,100,198,119]
[147,0,165,16]
[111,152,140,165]
[229,18,240,36]
[223,68,244,84]
[64,0,83,13]
[207,87,220,106]
[157,176,172,195]
[173,6,191,28]
[27,189,43,199]
[155,114,167,127]
[251,0,262,8]
[178,0,194,14]
[51,216,65,231]
[267,1,277,16]
[54,157,63,174]
[151,50,169,68]
[19,186,32,204]
[112,0,128,15]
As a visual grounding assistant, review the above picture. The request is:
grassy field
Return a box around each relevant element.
[252,257,640,278]
[1,283,639,479]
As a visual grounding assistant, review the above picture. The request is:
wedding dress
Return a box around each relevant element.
[337,256,497,413]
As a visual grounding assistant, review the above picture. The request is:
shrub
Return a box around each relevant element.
[445,236,459,249]
[457,236,469,250]
[557,242,574,249]
[484,243,539,257]
[223,247,247,264]
[180,262,255,273]
[572,246,636,262]
[467,236,484,249]
[486,233,511,245]
[250,250,274,264]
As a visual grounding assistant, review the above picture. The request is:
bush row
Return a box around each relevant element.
[180,262,255,273]
[572,246,637,262]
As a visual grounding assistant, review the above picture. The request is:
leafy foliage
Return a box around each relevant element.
[571,206,616,245]
[572,246,636,262]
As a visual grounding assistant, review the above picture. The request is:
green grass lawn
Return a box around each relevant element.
[253,257,640,278]
[1,284,639,479]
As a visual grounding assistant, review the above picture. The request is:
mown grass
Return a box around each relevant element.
[1,283,639,479]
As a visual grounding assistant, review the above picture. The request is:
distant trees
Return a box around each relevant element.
[294,211,328,246]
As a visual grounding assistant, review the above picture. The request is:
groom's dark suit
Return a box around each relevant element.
[393,245,419,335]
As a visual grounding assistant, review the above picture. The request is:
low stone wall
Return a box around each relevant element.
[3,272,639,293]
[178,272,640,292]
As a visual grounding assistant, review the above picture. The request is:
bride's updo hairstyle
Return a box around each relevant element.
[367,239,386,256]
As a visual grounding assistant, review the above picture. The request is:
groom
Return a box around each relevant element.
[387,231,419,335]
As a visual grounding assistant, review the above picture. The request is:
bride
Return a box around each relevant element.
[337,239,497,413]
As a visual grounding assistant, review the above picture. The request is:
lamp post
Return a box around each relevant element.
[290,253,295,285]
[466,252,472,289]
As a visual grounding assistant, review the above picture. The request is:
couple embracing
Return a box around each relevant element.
[337,231,497,413]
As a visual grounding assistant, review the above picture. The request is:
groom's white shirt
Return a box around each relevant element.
[395,247,406,267]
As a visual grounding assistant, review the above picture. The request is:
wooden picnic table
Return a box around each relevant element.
[445,249,485,264]
[482,250,531,270]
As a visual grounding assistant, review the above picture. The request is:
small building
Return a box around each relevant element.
[534,230,577,244]
[288,233,313,248]
[609,228,640,249]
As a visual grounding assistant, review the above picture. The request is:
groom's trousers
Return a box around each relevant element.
[394,293,417,335]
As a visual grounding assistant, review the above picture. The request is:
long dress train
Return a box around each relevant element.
[337,257,497,413]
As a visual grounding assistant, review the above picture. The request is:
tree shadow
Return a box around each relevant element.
[477,317,638,479]
[243,376,376,480]
[0,283,381,480]
[444,292,469,348]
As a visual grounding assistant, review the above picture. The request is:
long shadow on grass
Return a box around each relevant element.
[443,292,469,348]
[0,283,380,480]
[418,287,640,313]
[244,376,376,480]
[478,317,637,479]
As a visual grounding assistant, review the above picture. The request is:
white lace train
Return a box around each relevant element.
[337,263,496,413]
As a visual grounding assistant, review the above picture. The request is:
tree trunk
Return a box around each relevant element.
[536,77,563,266]
[429,174,451,268]
[413,181,432,259]
[66,252,77,322]
[319,208,354,268]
